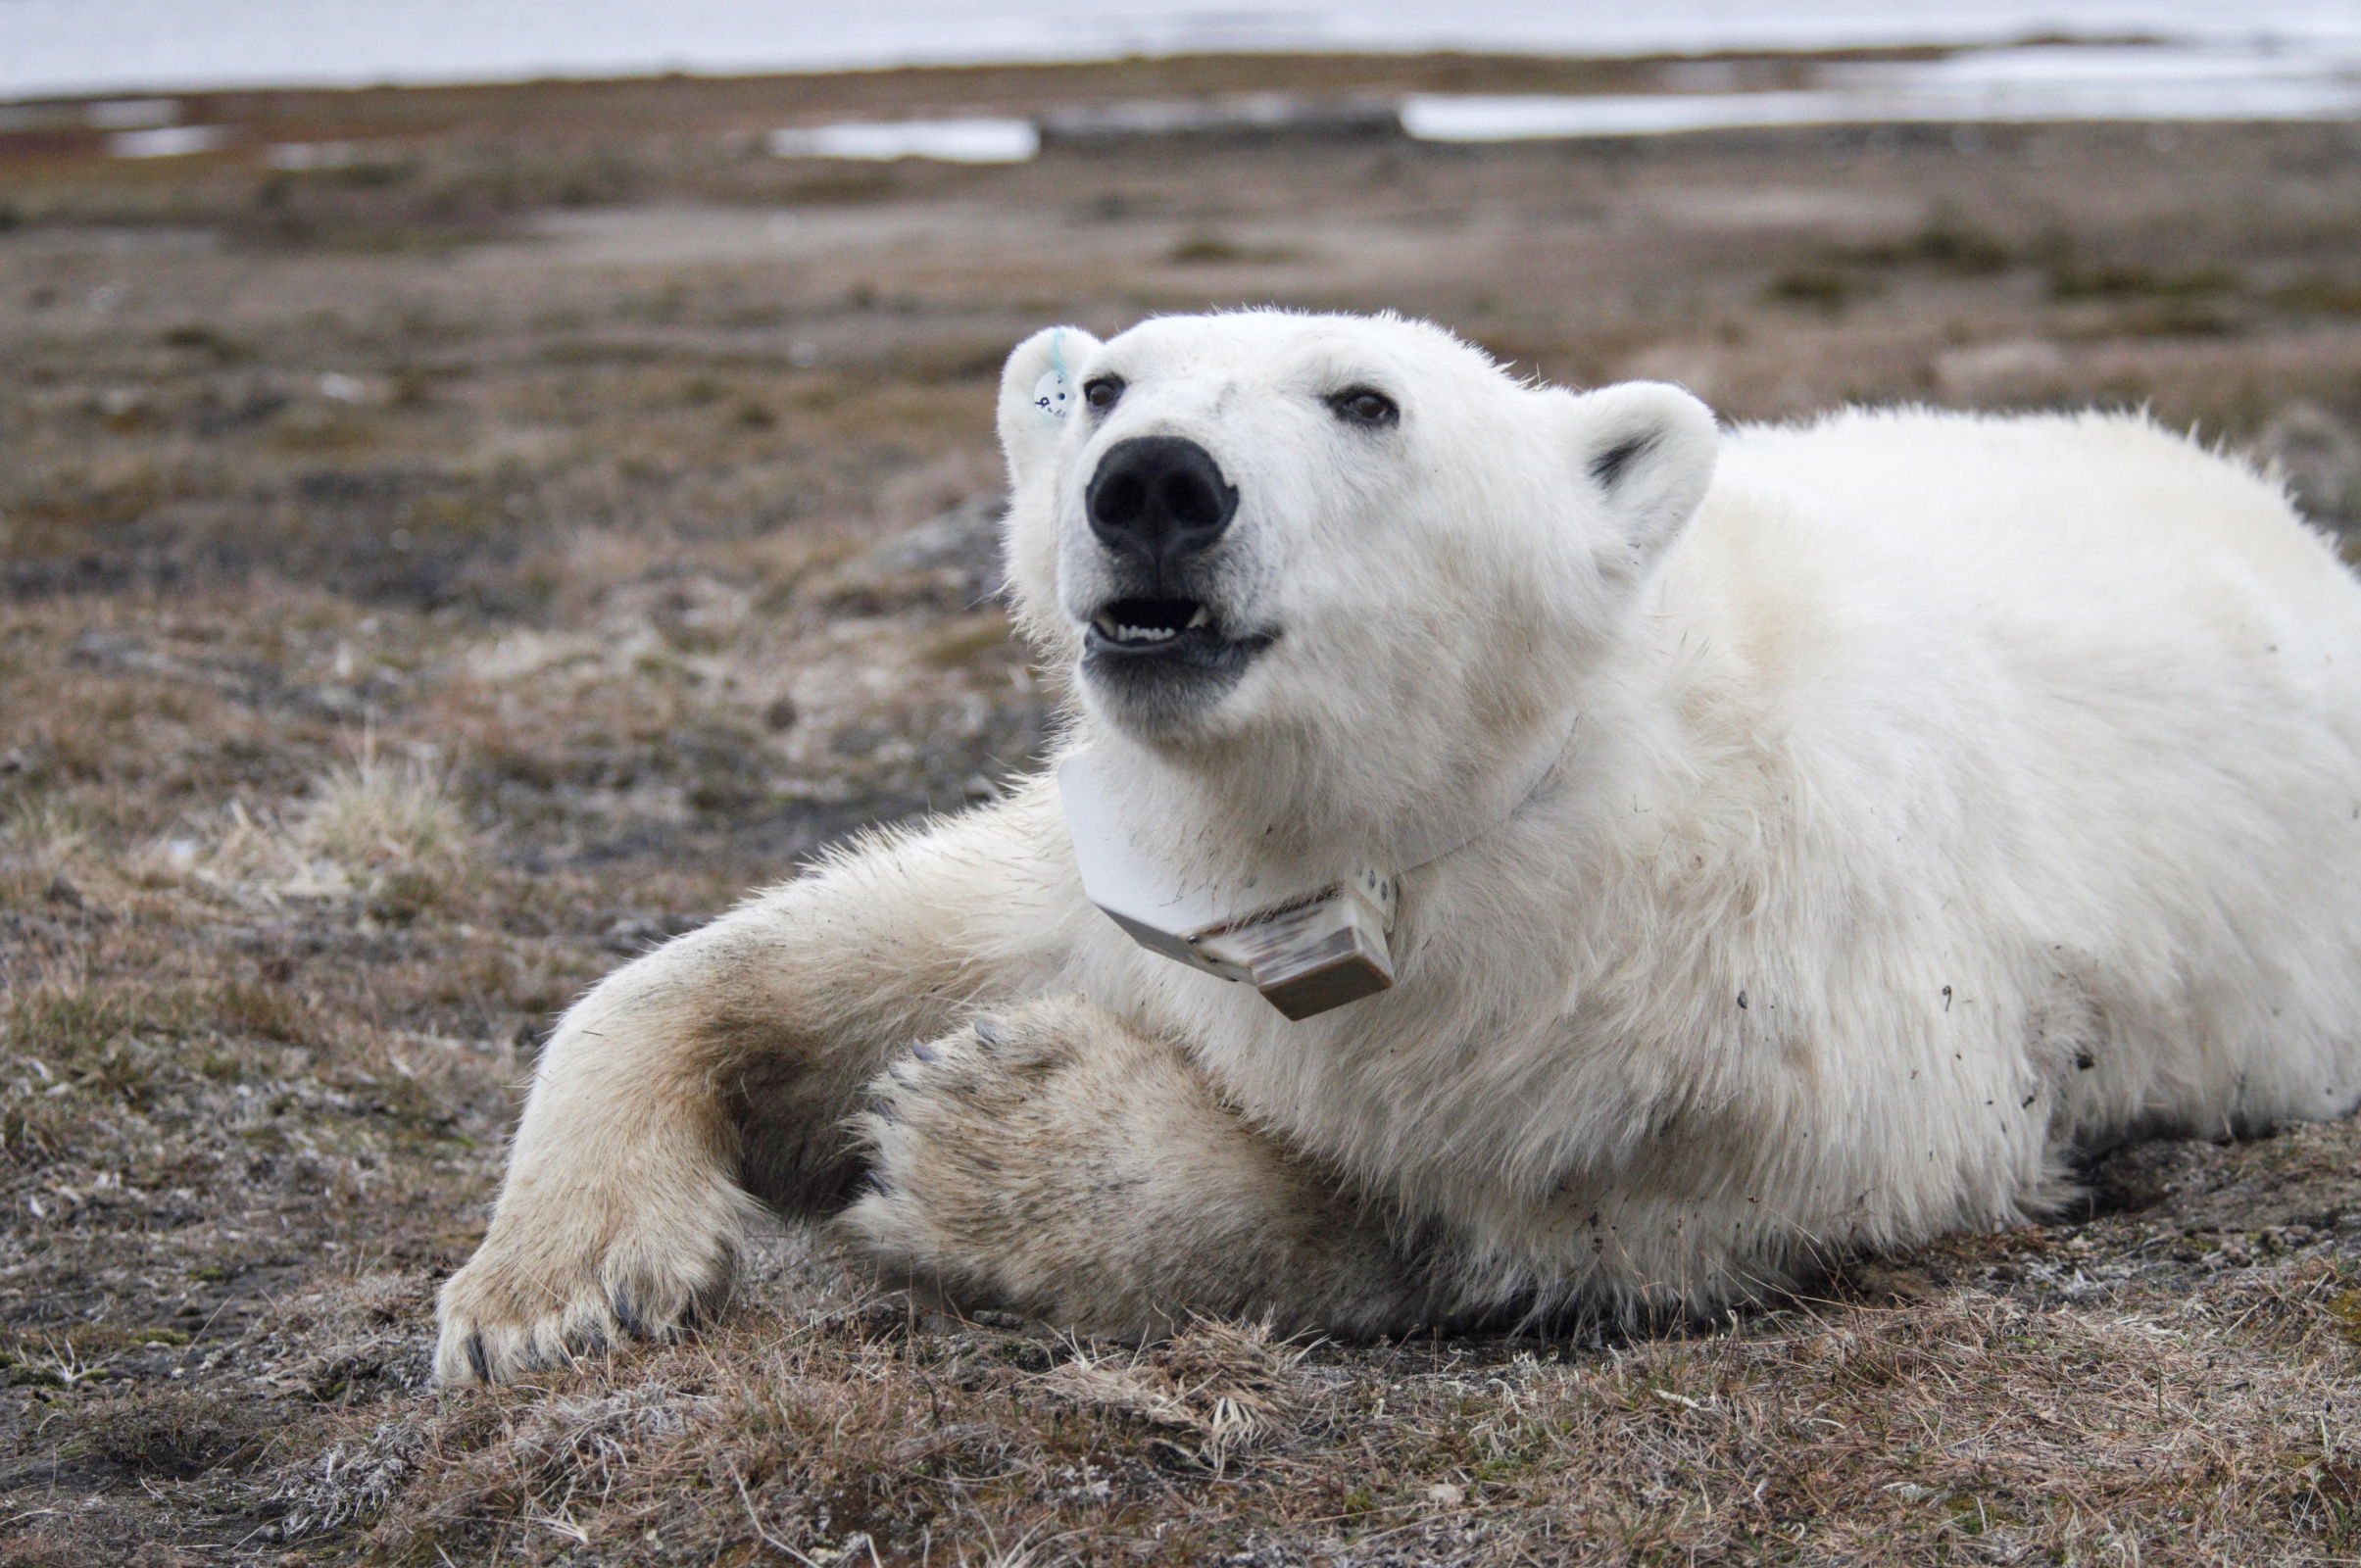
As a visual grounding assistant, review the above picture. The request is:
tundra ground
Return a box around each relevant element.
[5,56,2361,1565]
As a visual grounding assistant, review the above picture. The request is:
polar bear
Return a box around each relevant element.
[434,310,2361,1383]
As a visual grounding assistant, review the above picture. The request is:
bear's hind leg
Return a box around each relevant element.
[844,998,1447,1339]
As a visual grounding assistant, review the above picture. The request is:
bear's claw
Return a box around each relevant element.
[432,1174,762,1385]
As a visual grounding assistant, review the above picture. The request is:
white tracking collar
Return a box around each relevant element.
[1058,713,1574,1019]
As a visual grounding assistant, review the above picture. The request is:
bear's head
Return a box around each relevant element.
[998,311,1717,859]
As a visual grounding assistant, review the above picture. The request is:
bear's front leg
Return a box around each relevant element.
[844,997,1450,1339]
[435,788,1074,1384]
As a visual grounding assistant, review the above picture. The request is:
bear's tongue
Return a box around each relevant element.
[1093,597,1211,646]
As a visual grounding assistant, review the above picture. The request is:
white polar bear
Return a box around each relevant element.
[434,310,2361,1383]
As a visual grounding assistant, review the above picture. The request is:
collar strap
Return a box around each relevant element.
[1058,713,1572,1019]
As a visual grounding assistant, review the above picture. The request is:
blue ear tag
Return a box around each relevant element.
[1032,368,1072,420]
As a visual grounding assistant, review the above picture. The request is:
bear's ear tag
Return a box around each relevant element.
[1031,368,1072,420]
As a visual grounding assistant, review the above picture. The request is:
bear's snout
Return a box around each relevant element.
[1086,437,1239,576]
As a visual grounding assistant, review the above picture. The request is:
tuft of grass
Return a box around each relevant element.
[150,738,473,906]
[1039,1317,1311,1474]
[1909,211,2016,274]
[300,740,467,873]
[1,981,190,1069]
[2272,278,2361,318]
[2050,262,2242,301]
[209,977,320,1046]
[1765,269,1859,312]
[1846,206,2016,274]
[1166,232,1300,267]
[65,1384,274,1481]
[0,801,86,888]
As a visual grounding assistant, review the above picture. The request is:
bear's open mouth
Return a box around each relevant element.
[1089,597,1209,651]
[1081,598,1271,686]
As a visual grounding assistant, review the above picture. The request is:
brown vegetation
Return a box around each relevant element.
[4,55,2361,1564]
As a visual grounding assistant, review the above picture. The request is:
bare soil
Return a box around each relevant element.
[4,56,2361,1566]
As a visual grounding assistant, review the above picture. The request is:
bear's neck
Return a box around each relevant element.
[1079,700,1585,905]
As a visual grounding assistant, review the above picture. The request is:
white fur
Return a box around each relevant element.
[436,311,2361,1376]
[998,311,2361,1311]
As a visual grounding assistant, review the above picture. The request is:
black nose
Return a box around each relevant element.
[1086,436,1238,571]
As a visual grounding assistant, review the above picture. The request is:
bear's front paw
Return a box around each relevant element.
[840,1004,1114,1320]
[839,997,1441,1340]
[434,1175,762,1384]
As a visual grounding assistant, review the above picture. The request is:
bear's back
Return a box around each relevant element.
[1703,407,2357,656]
[1669,406,2361,744]
[1649,404,2361,1146]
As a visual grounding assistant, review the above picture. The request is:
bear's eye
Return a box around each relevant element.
[1328,388,1400,428]
[1083,376,1126,413]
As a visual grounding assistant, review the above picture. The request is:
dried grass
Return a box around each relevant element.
[135,734,472,912]
[1038,1318,1312,1474]
[183,1247,2358,1566]
[300,738,468,873]
[0,801,86,886]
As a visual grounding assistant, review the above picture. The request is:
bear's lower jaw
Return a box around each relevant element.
[1080,623,1272,727]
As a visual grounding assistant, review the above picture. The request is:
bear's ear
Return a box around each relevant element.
[998,326,1103,491]
[1562,381,1719,573]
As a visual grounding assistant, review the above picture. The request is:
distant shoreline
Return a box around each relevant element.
[0,43,2061,110]
[7,44,2354,164]
[5,0,2357,105]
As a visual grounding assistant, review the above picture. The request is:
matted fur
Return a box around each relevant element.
[435,311,2361,1382]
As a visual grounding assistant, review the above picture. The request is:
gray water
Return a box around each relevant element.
[3,0,2358,103]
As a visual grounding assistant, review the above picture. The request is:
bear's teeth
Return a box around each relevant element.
[1091,612,1195,644]
[1186,606,1210,629]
